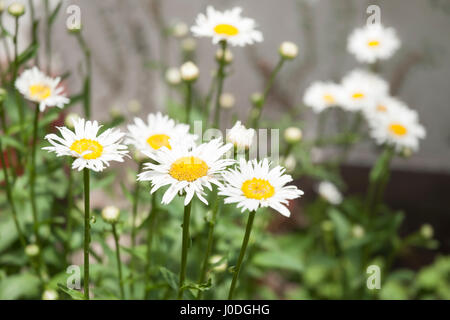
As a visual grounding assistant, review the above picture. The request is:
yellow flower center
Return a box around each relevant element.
[323,94,335,105]
[214,24,239,36]
[377,105,387,112]
[147,134,171,150]
[241,178,275,200]
[29,84,51,100]
[70,139,103,160]
[368,40,380,47]
[169,156,208,182]
[389,123,408,136]
[352,92,365,99]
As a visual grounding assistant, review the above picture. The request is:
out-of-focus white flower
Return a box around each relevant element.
[7,2,25,17]
[25,244,40,257]
[209,255,227,272]
[283,154,296,173]
[317,181,343,205]
[348,23,401,64]
[138,139,234,205]
[172,22,189,38]
[220,93,235,109]
[191,6,263,47]
[219,158,304,217]
[367,105,426,152]
[165,67,182,85]
[340,69,389,111]
[284,127,302,143]
[303,81,343,113]
[420,224,434,239]
[226,121,255,149]
[279,41,298,59]
[101,206,120,223]
[363,95,409,120]
[180,61,199,82]
[15,67,69,112]
[43,118,129,172]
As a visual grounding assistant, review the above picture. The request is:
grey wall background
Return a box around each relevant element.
[16,0,450,173]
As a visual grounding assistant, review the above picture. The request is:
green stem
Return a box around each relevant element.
[196,197,221,300]
[28,0,39,66]
[112,223,125,300]
[65,163,74,263]
[249,58,285,129]
[0,16,12,67]
[44,0,52,74]
[129,162,142,297]
[144,192,158,299]
[13,17,25,150]
[29,105,41,249]
[76,32,92,119]
[228,210,256,300]
[0,138,26,248]
[83,168,90,300]
[185,81,192,125]
[212,41,228,129]
[177,200,192,300]
[0,101,13,180]
[203,74,217,123]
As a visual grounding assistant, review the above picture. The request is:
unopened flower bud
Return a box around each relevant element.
[284,127,302,144]
[165,67,181,85]
[42,289,59,300]
[209,255,227,272]
[8,2,25,17]
[0,1,5,13]
[25,244,40,257]
[250,92,263,107]
[180,61,199,82]
[220,93,235,109]
[321,220,334,232]
[102,206,120,224]
[352,225,365,238]
[215,48,233,64]
[420,224,434,239]
[401,147,413,158]
[283,154,296,173]
[109,105,122,119]
[181,38,196,52]
[172,22,188,38]
[127,99,141,114]
[65,113,79,129]
[279,41,298,60]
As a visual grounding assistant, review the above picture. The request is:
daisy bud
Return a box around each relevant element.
[321,220,334,232]
[165,67,182,85]
[8,2,25,17]
[65,113,79,129]
[42,289,59,300]
[279,41,298,60]
[101,206,120,224]
[352,225,365,238]
[25,244,40,257]
[209,255,227,273]
[220,93,235,109]
[180,61,199,82]
[284,127,302,144]
[283,154,296,173]
[401,147,413,158]
[0,1,5,13]
[181,37,197,52]
[0,87,7,102]
[67,24,82,34]
[172,22,188,38]
[420,224,434,239]
[215,48,233,64]
[317,181,343,205]
[133,150,146,163]
[109,105,123,119]
[127,99,141,114]
[250,92,263,107]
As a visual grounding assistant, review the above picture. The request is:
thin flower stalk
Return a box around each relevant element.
[144,193,158,299]
[112,223,125,300]
[83,168,91,300]
[212,40,228,129]
[177,200,192,300]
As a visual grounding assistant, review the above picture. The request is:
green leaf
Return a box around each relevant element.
[0,273,41,299]
[182,278,212,293]
[159,267,178,290]
[57,283,85,300]
[49,1,63,25]
[253,250,304,272]
[328,208,351,245]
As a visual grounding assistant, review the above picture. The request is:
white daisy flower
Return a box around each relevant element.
[317,181,343,205]
[43,118,129,172]
[191,6,263,47]
[219,158,304,217]
[138,138,234,206]
[303,81,343,113]
[126,113,197,156]
[226,121,255,149]
[367,106,426,152]
[348,23,401,64]
[363,95,409,120]
[340,69,389,111]
[15,67,69,112]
